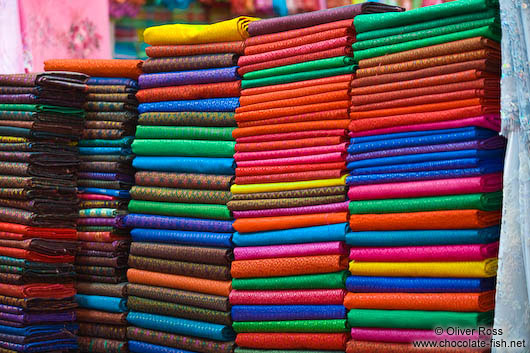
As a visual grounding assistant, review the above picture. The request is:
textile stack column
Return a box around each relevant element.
[122,17,257,353]
[0,72,88,352]
[44,59,143,353]
[343,1,504,352]
[227,3,402,353]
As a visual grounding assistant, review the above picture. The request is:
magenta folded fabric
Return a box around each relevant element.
[350,328,485,344]
[230,289,347,305]
[349,115,501,138]
[236,152,346,167]
[348,173,503,201]
[233,201,350,218]
[349,242,499,262]
[234,143,348,162]
[238,36,353,67]
[234,241,349,260]
[235,129,347,143]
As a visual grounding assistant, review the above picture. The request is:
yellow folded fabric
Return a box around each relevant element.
[0,136,27,143]
[143,17,259,45]
[230,175,347,194]
[349,258,498,278]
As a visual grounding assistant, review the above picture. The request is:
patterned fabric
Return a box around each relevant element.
[84,101,137,112]
[139,67,240,89]
[75,265,126,277]
[76,308,127,325]
[87,78,138,87]
[87,85,136,94]
[227,194,346,211]
[79,323,127,340]
[136,82,241,103]
[142,54,239,73]
[135,171,233,191]
[86,112,137,122]
[77,336,127,353]
[138,112,236,127]
[146,42,245,57]
[130,186,230,205]
[230,186,348,200]
[0,74,37,87]
[130,243,232,266]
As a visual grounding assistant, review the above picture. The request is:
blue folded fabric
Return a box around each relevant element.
[79,147,132,155]
[346,276,497,293]
[139,98,240,113]
[347,149,505,170]
[88,77,138,88]
[346,165,504,185]
[348,127,498,154]
[231,305,346,321]
[124,214,234,233]
[5,339,78,353]
[131,228,233,247]
[127,311,236,341]
[346,226,500,247]
[75,295,127,313]
[351,127,482,144]
[78,187,130,198]
[0,324,78,337]
[79,136,134,147]
[133,156,235,175]
[129,341,194,353]
[232,223,348,246]
[350,158,504,175]
[138,67,240,89]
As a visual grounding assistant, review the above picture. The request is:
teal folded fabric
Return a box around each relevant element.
[75,294,127,313]
[79,136,134,147]
[135,126,235,141]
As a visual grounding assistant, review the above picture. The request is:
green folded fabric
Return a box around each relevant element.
[353,17,498,51]
[354,0,499,33]
[131,139,236,157]
[128,200,232,220]
[232,319,348,333]
[243,56,355,80]
[347,309,494,329]
[231,271,348,290]
[353,25,501,62]
[0,104,37,112]
[235,350,344,353]
[79,137,134,147]
[242,66,356,89]
[357,9,498,41]
[37,105,84,115]
[135,126,235,141]
[349,192,502,214]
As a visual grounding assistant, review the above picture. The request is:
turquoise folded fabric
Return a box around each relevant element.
[75,295,127,313]
[132,156,235,175]
[127,311,236,341]
[79,136,134,147]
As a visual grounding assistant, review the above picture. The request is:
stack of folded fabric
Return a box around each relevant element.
[227,4,403,352]
[0,72,88,352]
[44,59,143,353]
[344,1,503,352]
[122,17,258,353]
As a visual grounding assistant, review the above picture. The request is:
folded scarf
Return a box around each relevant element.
[135,171,233,190]
[229,289,346,305]
[139,67,240,89]
[234,212,348,233]
[130,186,231,205]
[133,156,235,175]
[344,291,495,312]
[232,271,348,290]
[241,74,351,96]
[146,42,245,57]
[229,185,347,200]
[234,242,347,260]
[236,333,348,350]
[138,111,236,127]
[125,214,233,232]
[44,59,142,80]
[128,200,231,220]
[233,319,348,333]
[236,137,347,153]
[144,17,258,45]
[130,242,232,266]
[233,201,349,218]
[136,81,241,102]
[142,54,240,73]
[76,308,127,325]
[346,340,490,353]
[129,340,232,353]
[138,98,239,113]
[130,228,232,248]
[231,175,346,194]
[0,283,75,299]
[231,305,346,321]
[75,294,127,313]
[243,57,355,80]
[350,327,485,344]
[132,139,235,158]
[75,282,127,298]
[238,90,350,113]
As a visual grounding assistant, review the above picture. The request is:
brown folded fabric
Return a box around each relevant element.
[0,294,77,311]
[230,186,348,200]
[75,282,128,298]
[0,238,79,256]
[227,194,346,211]
[76,308,127,325]
[130,242,232,266]
[77,336,127,353]
[79,323,128,340]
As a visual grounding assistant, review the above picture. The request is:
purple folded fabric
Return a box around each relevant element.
[349,242,499,262]
[0,305,23,315]
[234,241,349,260]
[232,201,350,218]
[139,67,240,89]
[350,327,486,343]
[0,94,35,104]
[77,217,120,227]
[77,172,134,182]
[0,311,75,324]
[347,136,506,162]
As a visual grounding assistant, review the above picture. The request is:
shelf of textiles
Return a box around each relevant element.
[0,72,88,352]
[344,1,502,352]
[121,18,250,353]
[43,59,144,353]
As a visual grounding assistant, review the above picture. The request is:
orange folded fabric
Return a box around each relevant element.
[232,255,349,278]
[44,59,143,80]
[347,340,490,353]
[349,105,498,132]
[233,120,350,138]
[238,109,349,128]
[356,49,500,78]
[352,89,498,112]
[238,91,350,113]
[127,268,231,297]
[350,98,494,119]
[236,101,350,122]
[344,291,495,312]
[358,37,500,69]
[235,169,346,185]
[351,78,499,106]
[349,210,501,231]
[136,81,241,102]
[234,212,348,233]
[237,333,348,350]
[235,136,347,152]
[242,74,352,96]
[236,162,346,176]
[240,81,351,106]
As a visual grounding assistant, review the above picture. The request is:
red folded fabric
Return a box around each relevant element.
[44,59,143,80]
[235,169,346,184]
[347,340,490,353]
[237,101,350,122]
[136,81,241,102]
[237,109,349,128]
[236,333,348,350]
[242,74,352,96]
[238,90,350,113]
[234,143,348,161]
[0,222,76,240]
[238,46,352,75]
[234,120,350,139]
[233,212,348,233]
[0,246,75,263]
[236,129,348,143]
[235,136,347,152]
[236,162,346,176]
[0,283,76,299]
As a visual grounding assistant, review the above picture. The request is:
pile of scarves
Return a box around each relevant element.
[122,17,259,353]
[345,1,503,352]
[44,59,143,353]
[0,72,88,352]
[228,4,403,352]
